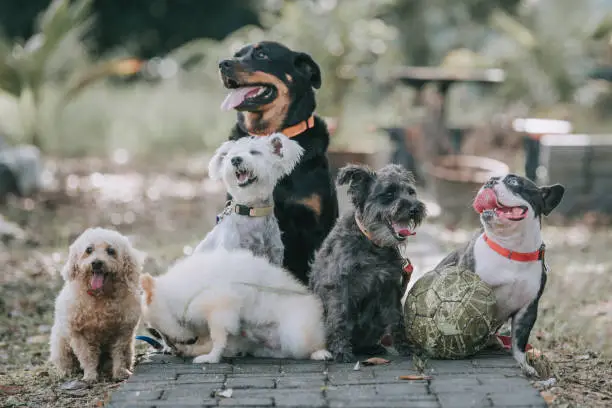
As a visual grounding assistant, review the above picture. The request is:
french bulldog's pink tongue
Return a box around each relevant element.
[473,188,497,213]
[496,206,526,219]
[392,223,415,237]
[220,86,261,111]
[90,272,105,290]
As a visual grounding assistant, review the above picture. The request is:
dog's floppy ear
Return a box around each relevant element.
[540,184,565,216]
[60,247,79,281]
[337,164,376,209]
[60,228,92,281]
[293,52,321,89]
[269,133,304,175]
[208,141,233,181]
[140,273,155,306]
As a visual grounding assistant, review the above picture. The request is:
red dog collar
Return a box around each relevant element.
[281,116,314,138]
[251,116,315,138]
[483,234,545,262]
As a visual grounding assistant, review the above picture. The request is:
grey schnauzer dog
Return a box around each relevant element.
[194,133,303,266]
[309,163,426,362]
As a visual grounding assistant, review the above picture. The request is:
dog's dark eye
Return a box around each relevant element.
[254,49,268,60]
[106,247,116,256]
[85,246,93,255]
[406,187,416,196]
[506,176,519,186]
[250,149,261,155]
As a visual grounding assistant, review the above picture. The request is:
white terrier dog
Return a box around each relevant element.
[193,133,303,266]
[139,248,331,363]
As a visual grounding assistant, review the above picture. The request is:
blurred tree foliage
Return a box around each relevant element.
[0,0,259,59]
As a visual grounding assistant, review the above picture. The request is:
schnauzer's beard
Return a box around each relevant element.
[360,199,426,247]
[222,159,279,205]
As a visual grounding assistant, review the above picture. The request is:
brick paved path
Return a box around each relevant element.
[107,351,546,408]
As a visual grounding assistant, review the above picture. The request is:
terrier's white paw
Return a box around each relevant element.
[193,353,221,364]
[310,349,332,361]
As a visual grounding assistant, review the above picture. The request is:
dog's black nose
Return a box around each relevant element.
[219,60,232,70]
[484,178,498,188]
[231,156,243,167]
[91,259,103,270]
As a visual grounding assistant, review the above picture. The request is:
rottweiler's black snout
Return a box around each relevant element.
[219,59,233,71]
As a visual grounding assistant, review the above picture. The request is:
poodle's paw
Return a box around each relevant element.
[193,353,221,364]
[81,372,99,383]
[310,349,332,361]
[112,367,132,381]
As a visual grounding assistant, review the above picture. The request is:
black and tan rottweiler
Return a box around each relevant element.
[218,41,339,285]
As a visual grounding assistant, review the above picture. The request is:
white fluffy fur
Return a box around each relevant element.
[474,181,543,376]
[140,248,331,363]
[207,133,304,204]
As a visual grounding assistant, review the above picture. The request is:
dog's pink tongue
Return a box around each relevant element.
[392,223,415,237]
[473,188,497,213]
[496,206,527,219]
[220,87,261,111]
[90,272,105,291]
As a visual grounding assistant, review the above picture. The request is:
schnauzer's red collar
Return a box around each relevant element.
[354,213,414,280]
[250,116,315,138]
[483,234,545,262]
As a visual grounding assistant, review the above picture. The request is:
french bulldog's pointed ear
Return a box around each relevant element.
[540,184,565,215]
[293,52,321,89]
[337,164,376,210]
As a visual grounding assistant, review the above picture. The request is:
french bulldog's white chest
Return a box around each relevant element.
[473,236,543,322]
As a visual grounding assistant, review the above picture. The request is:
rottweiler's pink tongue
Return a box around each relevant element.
[473,188,497,213]
[90,272,105,291]
[220,86,261,111]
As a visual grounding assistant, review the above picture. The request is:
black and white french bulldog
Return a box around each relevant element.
[435,173,565,376]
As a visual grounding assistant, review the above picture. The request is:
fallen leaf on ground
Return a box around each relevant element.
[540,390,556,404]
[361,357,390,366]
[353,361,360,371]
[399,375,432,380]
[217,388,233,398]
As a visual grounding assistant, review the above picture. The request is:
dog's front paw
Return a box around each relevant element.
[112,367,132,382]
[310,349,332,361]
[81,372,98,383]
[519,362,538,377]
[193,353,221,364]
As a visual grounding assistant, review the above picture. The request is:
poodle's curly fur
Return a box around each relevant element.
[49,227,145,382]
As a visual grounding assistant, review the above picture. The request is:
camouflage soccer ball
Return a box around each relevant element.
[404,265,497,359]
